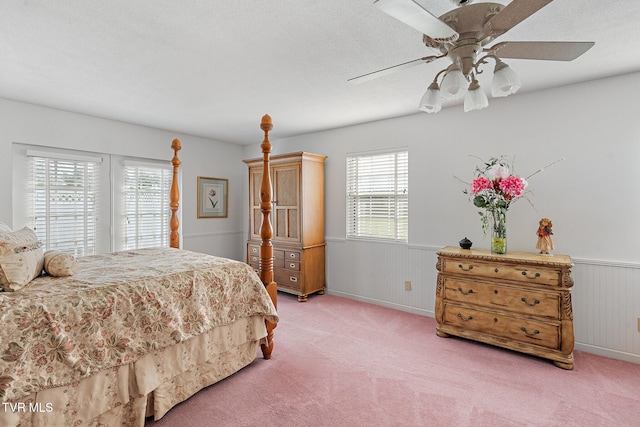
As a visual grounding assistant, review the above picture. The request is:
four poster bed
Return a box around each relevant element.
[0,116,279,426]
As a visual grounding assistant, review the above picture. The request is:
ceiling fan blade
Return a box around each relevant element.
[374,0,458,42]
[484,0,554,38]
[491,41,595,61]
[348,55,440,83]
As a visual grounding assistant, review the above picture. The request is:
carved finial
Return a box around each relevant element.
[171,138,181,152]
[261,114,273,133]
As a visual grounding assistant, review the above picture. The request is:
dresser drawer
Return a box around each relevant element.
[285,250,301,261]
[443,303,560,350]
[273,250,285,268]
[274,269,301,291]
[284,260,301,271]
[443,259,561,286]
[444,278,560,318]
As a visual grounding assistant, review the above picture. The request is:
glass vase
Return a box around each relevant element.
[489,208,507,254]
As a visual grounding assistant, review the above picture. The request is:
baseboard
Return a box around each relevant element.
[573,343,640,364]
[326,290,433,317]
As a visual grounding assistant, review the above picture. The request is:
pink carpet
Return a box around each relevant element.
[147,293,640,427]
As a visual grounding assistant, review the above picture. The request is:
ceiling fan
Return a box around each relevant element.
[349,0,594,113]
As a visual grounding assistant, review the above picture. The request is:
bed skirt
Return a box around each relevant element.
[1,315,268,427]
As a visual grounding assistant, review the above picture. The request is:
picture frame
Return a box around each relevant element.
[197,176,228,218]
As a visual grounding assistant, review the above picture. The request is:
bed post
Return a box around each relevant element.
[170,138,181,249]
[259,114,277,360]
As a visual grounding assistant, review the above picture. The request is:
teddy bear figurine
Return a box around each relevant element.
[536,218,554,255]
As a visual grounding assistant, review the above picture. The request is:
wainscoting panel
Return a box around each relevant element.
[325,238,640,364]
[184,230,245,261]
[325,238,439,317]
[571,259,640,363]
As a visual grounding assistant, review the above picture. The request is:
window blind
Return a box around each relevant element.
[28,154,101,256]
[122,161,172,250]
[346,150,408,241]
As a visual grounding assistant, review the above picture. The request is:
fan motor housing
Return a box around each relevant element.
[447,39,483,75]
[423,2,504,49]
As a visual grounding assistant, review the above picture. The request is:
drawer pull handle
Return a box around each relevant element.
[457,287,474,295]
[520,327,540,338]
[521,271,541,279]
[457,313,473,322]
[290,276,298,282]
[457,264,473,271]
[521,297,540,307]
[252,248,258,253]
[494,268,499,273]
[289,263,296,268]
[289,253,297,258]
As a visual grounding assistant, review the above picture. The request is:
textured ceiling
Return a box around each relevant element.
[2,1,639,144]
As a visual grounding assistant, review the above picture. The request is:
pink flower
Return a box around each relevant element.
[498,175,527,198]
[487,164,509,180]
[471,176,493,194]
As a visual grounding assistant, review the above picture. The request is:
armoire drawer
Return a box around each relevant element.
[284,261,300,271]
[443,259,562,286]
[443,278,560,318]
[443,303,560,350]
[274,269,301,291]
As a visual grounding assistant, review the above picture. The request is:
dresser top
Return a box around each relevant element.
[438,246,573,268]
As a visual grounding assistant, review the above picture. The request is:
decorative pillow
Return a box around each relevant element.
[0,227,44,291]
[0,222,11,233]
[43,250,79,277]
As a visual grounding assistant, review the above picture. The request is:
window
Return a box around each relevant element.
[27,150,103,257]
[121,160,172,250]
[16,144,176,255]
[346,149,408,241]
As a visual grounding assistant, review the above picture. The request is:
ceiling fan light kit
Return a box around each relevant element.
[419,81,442,113]
[354,0,594,114]
[440,66,469,100]
[491,58,521,97]
[464,78,489,112]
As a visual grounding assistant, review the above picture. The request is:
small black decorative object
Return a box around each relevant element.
[459,237,473,249]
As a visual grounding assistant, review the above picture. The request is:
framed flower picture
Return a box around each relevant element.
[197,177,228,218]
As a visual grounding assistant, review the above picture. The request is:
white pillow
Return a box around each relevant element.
[0,222,11,233]
[0,227,44,291]
[44,250,79,277]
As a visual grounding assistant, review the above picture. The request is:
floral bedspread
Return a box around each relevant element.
[0,248,278,402]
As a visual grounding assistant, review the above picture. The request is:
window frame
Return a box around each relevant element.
[116,158,173,251]
[14,143,178,255]
[346,148,408,243]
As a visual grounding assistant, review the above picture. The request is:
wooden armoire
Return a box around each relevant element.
[244,152,327,302]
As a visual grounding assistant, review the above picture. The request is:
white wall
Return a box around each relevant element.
[1,72,638,363]
[0,98,247,260]
[246,72,640,363]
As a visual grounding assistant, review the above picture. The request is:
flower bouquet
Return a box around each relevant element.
[461,156,563,254]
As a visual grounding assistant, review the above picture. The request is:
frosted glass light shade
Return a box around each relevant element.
[419,81,442,113]
[491,60,521,97]
[440,68,468,100]
[464,80,488,112]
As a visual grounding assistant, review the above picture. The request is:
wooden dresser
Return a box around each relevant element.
[244,152,327,302]
[435,246,575,369]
